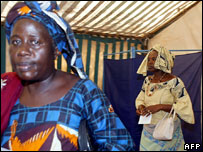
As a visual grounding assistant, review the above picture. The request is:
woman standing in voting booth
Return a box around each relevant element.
[135,44,195,151]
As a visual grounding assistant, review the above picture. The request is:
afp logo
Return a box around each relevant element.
[184,143,201,150]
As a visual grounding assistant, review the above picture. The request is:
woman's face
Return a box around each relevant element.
[147,50,158,72]
[9,18,56,81]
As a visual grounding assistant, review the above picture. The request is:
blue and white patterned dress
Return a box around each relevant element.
[1,79,135,151]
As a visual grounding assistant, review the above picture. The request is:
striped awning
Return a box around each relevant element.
[1,1,199,39]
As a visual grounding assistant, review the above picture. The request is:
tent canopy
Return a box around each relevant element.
[1,1,199,39]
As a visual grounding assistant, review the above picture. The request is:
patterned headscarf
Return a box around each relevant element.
[5,1,87,79]
[137,44,175,76]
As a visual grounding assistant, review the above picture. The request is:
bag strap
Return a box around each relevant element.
[161,106,176,121]
[168,107,176,120]
[172,108,176,120]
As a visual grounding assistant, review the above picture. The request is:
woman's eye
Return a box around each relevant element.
[31,40,39,45]
[11,40,21,45]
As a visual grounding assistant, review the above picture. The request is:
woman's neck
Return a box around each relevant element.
[23,70,57,94]
[151,71,166,82]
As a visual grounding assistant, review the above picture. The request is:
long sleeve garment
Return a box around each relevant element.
[135,76,195,125]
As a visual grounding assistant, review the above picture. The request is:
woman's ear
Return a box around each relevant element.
[52,40,58,60]
[54,47,62,60]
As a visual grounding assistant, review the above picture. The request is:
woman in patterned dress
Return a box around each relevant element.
[1,1,135,151]
[135,44,195,151]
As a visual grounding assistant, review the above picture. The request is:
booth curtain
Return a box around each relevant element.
[104,52,202,151]
[173,52,202,151]
[104,55,145,151]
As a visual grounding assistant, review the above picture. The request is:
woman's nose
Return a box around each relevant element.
[148,59,153,64]
[17,43,31,57]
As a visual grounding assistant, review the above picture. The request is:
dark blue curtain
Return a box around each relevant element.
[104,52,202,151]
[104,55,145,150]
[173,52,202,151]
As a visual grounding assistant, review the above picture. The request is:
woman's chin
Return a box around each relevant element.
[148,68,155,72]
[17,71,37,81]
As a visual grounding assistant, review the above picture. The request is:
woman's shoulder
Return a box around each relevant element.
[168,74,176,79]
[77,77,99,93]
[171,76,185,85]
[163,73,176,82]
[61,72,99,91]
[167,74,182,82]
[56,71,103,99]
[165,75,187,89]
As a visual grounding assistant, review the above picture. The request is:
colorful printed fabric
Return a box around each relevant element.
[135,76,195,124]
[135,75,195,151]
[5,1,87,79]
[140,124,185,151]
[1,78,136,151]
[137,44,175,76]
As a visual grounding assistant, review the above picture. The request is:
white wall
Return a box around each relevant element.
[148,2,202,55]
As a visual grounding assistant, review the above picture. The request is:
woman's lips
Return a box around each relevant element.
[148,66,154,70]
[16,62,34,72]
